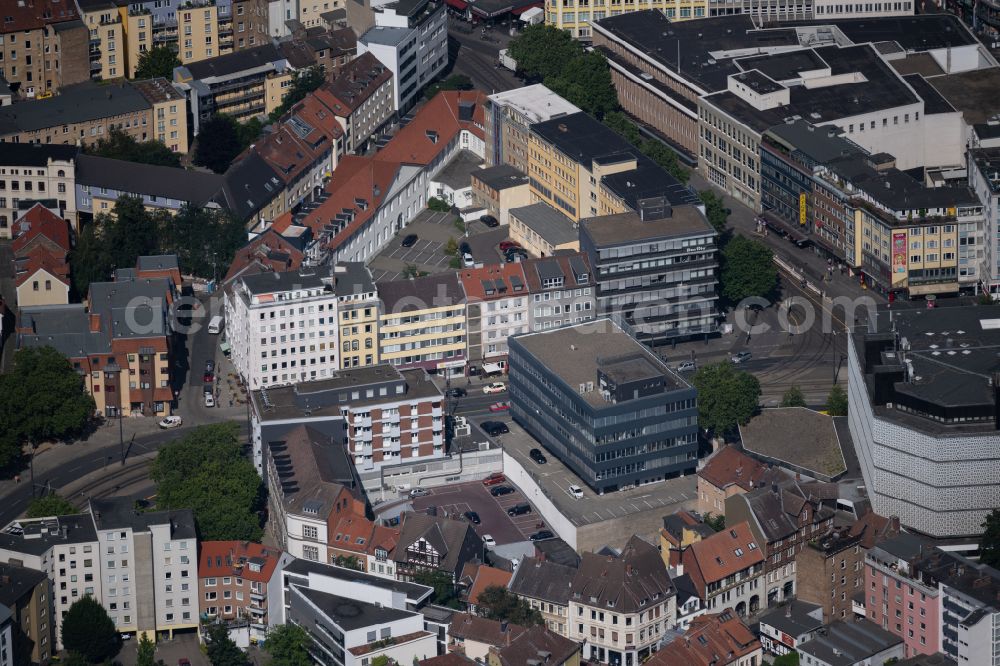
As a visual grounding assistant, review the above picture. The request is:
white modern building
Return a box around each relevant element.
[225,268,341,389]
[484,84,581,171]
[357,0,447,112]
[969,148,1000,297]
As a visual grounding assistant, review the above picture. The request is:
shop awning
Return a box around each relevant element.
[909,282,959,296]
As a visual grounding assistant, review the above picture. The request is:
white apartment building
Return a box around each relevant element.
[225,268,341,389]
[0,144,78,236]
[0,515,100,650]
[357,0,447,112]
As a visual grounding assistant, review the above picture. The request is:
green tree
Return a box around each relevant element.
[825,384,848,416]
[508,24,583,81]
[265,624,312,666]
[546,51,618,119]
[639,137,688,183]
[413,569,461,608]
[136,634,156,666]
[703,512,725,532]
[159,205,247,280]
[773,652,800,666]
[0,347,95,470]
[194,115,244,174]
[26,493,78,518]
[444,238,458,256]
[781,386,807,408]
[604,111,642,144]
[150,423,263,541]
[424,74,474,100]
[205,622,247,666]
[269,65,326,121]
[427,197,451,212]
[699,190,729,234]
[236,116,263,149]
[475,586,544,626]
[371,657,390,666]
[981,509,1000,569]
[134,45,181,80]
[89,129,181,168]
[61,596,120,663]
[720,235,777,305]
[691,362,761,436]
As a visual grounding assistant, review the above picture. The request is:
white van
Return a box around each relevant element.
[207,315,224,334]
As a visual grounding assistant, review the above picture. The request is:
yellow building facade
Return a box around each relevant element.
[82,6,125,80]
[178,4,220,65]
[546,0,708,39]
[339,295,381,368]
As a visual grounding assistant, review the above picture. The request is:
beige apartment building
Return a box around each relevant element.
[177,4,221,65]
[0,0,90,99]
[81,1,126,80]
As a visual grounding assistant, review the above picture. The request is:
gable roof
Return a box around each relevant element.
[14,249,70,288]
[739,480,835,542]
[394,513,475,573]
[316,52,393,114]
[223,229,306,285]
[683,522,763,589]
[509,556,577,606]
[571,535,674,613]
[213,150,284,222]
[449,613,528,646]
[648,611,760,666]
[377,90,487,166]
[11,204,71,255]
[468,565,513,607]
[75,154,224,204]
[198,540,283,583]
[458,262,528,302]
[265,423,360,518]
[492,625,579,666]
[698,446,775,493]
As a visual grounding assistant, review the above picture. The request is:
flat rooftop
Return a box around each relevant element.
[509,202,577,247]
[472,164,530,191]
[488,84,581,124]
[581,205,713,246]
[928,67,1000,125]
[511,319,687,407]
[739,408,848,480]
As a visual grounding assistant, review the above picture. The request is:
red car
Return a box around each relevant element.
[499,240,522,252]
[489,401,510,412]
[483,472,506,486]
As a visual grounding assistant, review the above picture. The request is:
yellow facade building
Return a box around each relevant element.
[178,4,221,65]
[546,0,707,39]
[82,4,125,80]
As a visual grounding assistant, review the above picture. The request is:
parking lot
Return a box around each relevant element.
[409,480,546,546]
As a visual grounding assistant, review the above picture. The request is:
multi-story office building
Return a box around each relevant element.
[0,78,188,152]
[581,202,718,344]
[0,562,53,665]
[0,515,100,651]
[0,144,78,237]
[508,203,579,258]
[484,85,581,171]
[226,268,342,389]
[848,304,1000,538]
[508,318,699,493]
[680,521,765,617]
[251,364,445,474]
[197,541,290,641]
[546,0,707,39]
[0,0,89,99]
[357,0,447,112]
[458,263,530,369]
[470,167,532,227]
[315,52,394,154]
[377,273,467,376]
[520,253,597,332]
[569,536,675,665]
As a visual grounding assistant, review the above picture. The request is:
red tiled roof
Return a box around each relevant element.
[222,229,305,284]
[682,521,763,591]
[698,446,772,493]
[15,248,70,288]
[2,0,79,32]
[368,525,400,556]
[12,204,71,256]
[377,90,487,167]
[315,52,393,114]
[458,262,528,301]
[468,565,512,606]
[648,611,760,666]
[197,541,283,583]
[330,515,376,554]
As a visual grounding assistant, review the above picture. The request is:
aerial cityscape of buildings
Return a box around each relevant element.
[4,0,1000,664]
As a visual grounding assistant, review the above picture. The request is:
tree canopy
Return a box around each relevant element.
[269,65,326,121]
[698,190,730,234]
[136,635,157,666]
[603,112,688,183]
[691,362,761,436]
[205,622,247,666]
[27,493,78,518]
[424,74,474,100]
[720,235,778,305]
[546,51,618,120]
[781,386,807,408]
[981,509,1000,569]
[703,513,725,532]
[150,423,263,541]
[413,569,462,608]
[61,596,120,663]
[0,347,95,469]
[773,652,800,666]
[265,624,312,666]
[194,115,245,174]
[825,384,848,416]
[88,129,180,168]
[135,45,181,80]
[475,586,544,626]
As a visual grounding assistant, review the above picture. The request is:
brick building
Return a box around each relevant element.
[696,446,777,518]
[795,529,865,623]
[198,541,287,642]
[680,522,765,618]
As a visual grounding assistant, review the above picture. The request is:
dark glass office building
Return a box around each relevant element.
[507,318,699,493]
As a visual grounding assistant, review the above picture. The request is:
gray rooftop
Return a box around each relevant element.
[89,277,173,340]
[292,586,416,630]
[0,143,79,166]
[240,268,329,296]
[0,562,48,607]
[285,557,433,601]
[90,498,197,540]
[797,619,902,666]
[508,556,577,606]
[181,43,284,81]
[0,514,98,556]
[757,599,823,638]
[137,255,179,272]
[0,82,151,134]
[434,150,484,191]
[360,25,413,46]
[509,203,578,247]
[334,262,376,296]
[739,408,848,480]
[763,119,865,166]
[76,155,225,205]
[19,304,111,358]
[581,205,713,247]
[472,164,530,191]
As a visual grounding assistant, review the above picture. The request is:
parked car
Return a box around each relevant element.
[158,415,183,429]
[482,534,497,548]
[731,351,753,364]
[483,472,506,486]
[676,361,696,373]
[460,241,472,255]
[464,511,481,525]
[483,382,506,394]
[178,660,192,666]
[490,485,515,497]
[409,487,431,498]
[794,238,814,249]
[446,387,467,398]
[205,359,215,374]
[204,393,215,408]
[482,421,510,436]
[401,234,419,247]
[529,530,555,541]
[507,503,532,516]
[480,215,500,228]
[504,247,528,261]
[529,448,547,464]
[489,401,510,412]
[203,370,214,383]
[462,252,476,267]
[568,484,584,499]
[499,240,522,252]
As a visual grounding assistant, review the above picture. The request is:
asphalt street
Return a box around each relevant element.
[446,17,521,94]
